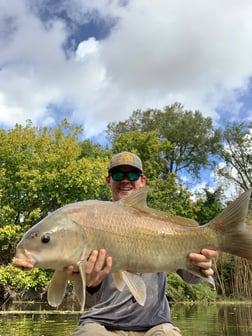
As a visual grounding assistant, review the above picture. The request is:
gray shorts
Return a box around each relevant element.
[72,322,182,336]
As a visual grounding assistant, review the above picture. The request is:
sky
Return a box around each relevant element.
[0,0,251,196]
[1,0,252,139]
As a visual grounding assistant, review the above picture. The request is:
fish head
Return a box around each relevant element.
[12,211,86,271]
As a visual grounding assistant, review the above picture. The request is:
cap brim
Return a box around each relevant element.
[108,164,142,173]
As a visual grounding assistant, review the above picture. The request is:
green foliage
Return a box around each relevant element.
[0,265,50,291]
[167,272,217,302]
[0,120,110,265]
[218,121,252,190]
[147,174,196,218]
[193,187,224,225]
[107,102,222,179]
[0,205,17,227]
[80,139,111,159]
[214,253,236,297]
[0,224,23,264]
[0,120,109,221]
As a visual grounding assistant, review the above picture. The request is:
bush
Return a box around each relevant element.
[0,224,23,264]
[0,265,51,292]
[166,272,217,302]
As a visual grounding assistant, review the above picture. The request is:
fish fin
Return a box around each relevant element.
[120,271,146,306]
[112,271,147,304]
[47,270,68,307]
[111,272,125,291]
[209,188,252,260]
[119,187,199,226]
[119,186,149,208]
[207,275,216,288]
[177,268,215,288]
[74,261,86,311]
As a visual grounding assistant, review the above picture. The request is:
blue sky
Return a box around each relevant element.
[0,0,251,195]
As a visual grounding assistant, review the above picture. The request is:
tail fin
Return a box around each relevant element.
[208,188,252,260]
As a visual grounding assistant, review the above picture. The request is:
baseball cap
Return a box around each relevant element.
[108,151,143,173]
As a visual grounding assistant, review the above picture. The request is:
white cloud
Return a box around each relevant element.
[1,0,252,137]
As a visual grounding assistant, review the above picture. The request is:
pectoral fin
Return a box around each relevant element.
[112,272,125,291]
[112,271,146,306]
[47,270,68,307]
[73,260,86,311]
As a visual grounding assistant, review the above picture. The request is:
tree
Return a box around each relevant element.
[193,187,224,225]
[147,174,197,218]
[0,120,109,263]
[218,121,252,191]
[107,103,222,179]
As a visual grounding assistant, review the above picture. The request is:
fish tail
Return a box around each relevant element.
[209,188,252,260]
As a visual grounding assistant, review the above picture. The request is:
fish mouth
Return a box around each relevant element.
[12,249,36,271]
[12,257,35,270]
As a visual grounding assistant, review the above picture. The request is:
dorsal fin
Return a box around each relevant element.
[119,186,148,208]
[119,187,199,227]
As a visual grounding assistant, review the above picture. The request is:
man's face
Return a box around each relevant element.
[106,165,147,201]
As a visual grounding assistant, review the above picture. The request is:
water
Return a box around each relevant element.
[172,302,252,335]
[0,313,79,336]
[1,302,252,335]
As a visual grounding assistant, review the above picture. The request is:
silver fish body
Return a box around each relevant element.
[12,187,252,310]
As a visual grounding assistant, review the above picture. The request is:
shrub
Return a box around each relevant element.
[166,272,217,302]
[0,265,51,292]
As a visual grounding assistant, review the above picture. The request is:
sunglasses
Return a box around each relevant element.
[110,171,142,181]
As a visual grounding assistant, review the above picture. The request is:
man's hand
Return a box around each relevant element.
[64,249,112,288]
[85,249,112,287]
[189,248,218,276]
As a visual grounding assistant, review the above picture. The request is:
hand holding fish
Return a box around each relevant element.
[64,249,112,288]
[189,248,218,277]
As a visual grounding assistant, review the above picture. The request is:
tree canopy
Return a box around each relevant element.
[0,120,110,263]
[107,103,222,179]
[218,121,252,191]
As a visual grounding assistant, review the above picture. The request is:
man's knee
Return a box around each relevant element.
[145,323,182,336]
[72,323,111,336]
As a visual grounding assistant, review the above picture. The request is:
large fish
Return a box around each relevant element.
[12,187,252,310]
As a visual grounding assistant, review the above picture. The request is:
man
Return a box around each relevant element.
[68,151,217,336]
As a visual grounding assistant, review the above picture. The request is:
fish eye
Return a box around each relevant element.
[41,234,50,244]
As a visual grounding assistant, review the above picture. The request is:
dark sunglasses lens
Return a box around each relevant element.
[111,172,124,181]
[111,171,141,181]
[127,172,140,181]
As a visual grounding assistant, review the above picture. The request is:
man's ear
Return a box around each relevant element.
[141,175,147,185]
[105,175,111,186]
